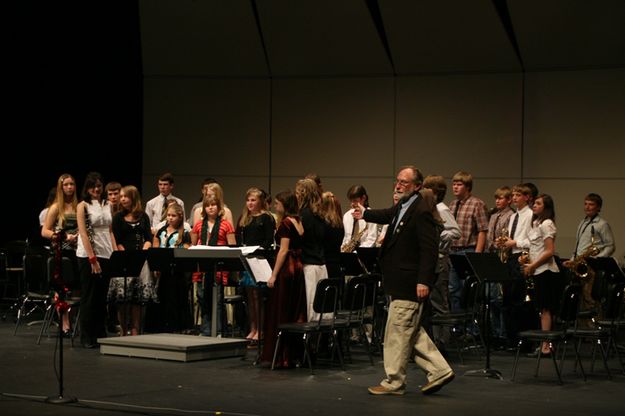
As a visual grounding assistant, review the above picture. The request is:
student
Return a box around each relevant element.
[236,188,275,343]
[562,193,616,315]
[422,175,461,349]
[497,183,534,347]
[41,173,80,334]
[149,202,192,333]
[321,191,345,279]
[108,185,155,336]
[76,172,114,348]
[105,182,122,217]
[447,171,488,313]
[188,177,217,224]
[261,190,306,367]
[39,187,57,227]
[295,178,328,321]
[191,182,234,228]
[485,186,514,341]
[191,195,236,336]
[521,194,561,356]
[341,185,378,252]
[144,172,185,234]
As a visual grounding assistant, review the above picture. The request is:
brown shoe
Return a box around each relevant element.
[420,371,455,395]
[368,385,405,396]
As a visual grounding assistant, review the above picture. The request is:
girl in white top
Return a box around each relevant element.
[76,172,115,348]
[522,194,561,356]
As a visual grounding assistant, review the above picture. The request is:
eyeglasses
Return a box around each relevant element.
[395,179,412,186]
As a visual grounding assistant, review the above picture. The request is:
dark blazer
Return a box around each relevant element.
[364,192,439,302]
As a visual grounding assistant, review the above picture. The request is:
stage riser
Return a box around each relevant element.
[97,333,248,362]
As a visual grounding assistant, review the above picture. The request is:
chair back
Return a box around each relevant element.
[557,283,582,326]
[24,253,49,294]
[312,278,341,319]
[341,275,368,323]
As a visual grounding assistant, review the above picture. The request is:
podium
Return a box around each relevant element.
[146,248,194,333]
[464,252,513,380]
[174,247,251,337]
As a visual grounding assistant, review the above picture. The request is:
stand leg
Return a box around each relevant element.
[46,311,77,404]
[465,280,504,380]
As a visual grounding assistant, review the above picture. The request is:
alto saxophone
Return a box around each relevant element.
[341,224,368,253]
[567,235,601,279]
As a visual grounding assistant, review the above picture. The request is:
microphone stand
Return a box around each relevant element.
[46,231,77,404]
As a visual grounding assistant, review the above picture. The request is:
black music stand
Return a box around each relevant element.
[340,252,367,276]
[449,253,474,280]
[464,252,513,380]
[356,247,380,274]
[587,257,625,283]
[173,248,250,338]
[147,248,191,332]
[586,256,625,306]
[109,251,148,335]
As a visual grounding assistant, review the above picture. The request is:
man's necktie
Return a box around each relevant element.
[161,196,169,221]
[509,212,519,239]
[453,201,461,219]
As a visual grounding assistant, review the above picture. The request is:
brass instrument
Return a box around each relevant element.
[567,235,600,279]
[496,227,510,263]
[519,249,533,302]
[341,223,368,253]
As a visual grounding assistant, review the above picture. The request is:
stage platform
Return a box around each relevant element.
[97,333,248,362]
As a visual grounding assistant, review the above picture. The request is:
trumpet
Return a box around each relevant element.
[495,227,510,263]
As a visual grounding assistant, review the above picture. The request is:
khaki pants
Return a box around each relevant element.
[380,299,452,391]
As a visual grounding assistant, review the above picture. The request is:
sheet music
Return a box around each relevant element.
[245,257,272,283]
[188,245,260,256]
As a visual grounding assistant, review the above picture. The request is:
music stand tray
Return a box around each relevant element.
[109,250,147,277]
[356,247,380,274]
[147,248,174,273]
[463,252,513,380]
[587,257,625,283]
[340,252,366,276]
[449,253,475,280]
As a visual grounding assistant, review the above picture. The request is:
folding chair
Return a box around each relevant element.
[271,278,344,374]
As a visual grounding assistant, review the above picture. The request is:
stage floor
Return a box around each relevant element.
[1,319,624,416]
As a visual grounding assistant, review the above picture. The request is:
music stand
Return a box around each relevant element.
[340,252,367,276]
[464,252,513,380]
[174,248,249,338]
[587,257,625,284]
[147,248,189,332]
[356,247,380,274]
[449,253,474,280]
[109,251,148,335]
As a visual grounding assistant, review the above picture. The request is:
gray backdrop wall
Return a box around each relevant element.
[139,0,624,262]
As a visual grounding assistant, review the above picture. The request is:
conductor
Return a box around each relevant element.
[355,165,455,396]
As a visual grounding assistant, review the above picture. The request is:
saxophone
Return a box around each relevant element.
[567,235,600,279]
[341,223,368,253]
